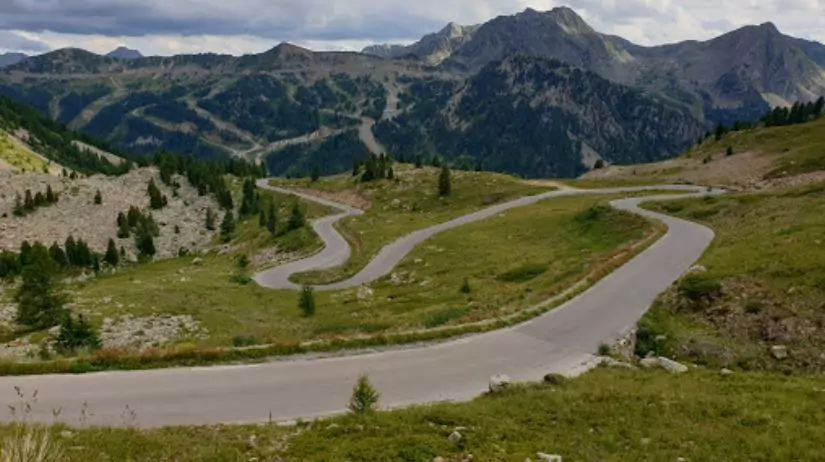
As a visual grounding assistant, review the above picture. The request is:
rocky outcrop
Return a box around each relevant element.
[0,168,220,260]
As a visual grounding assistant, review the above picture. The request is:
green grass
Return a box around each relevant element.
[0,131,48,173]
[6,368,825,460]
[639,181,825,372]
[273,165,555,285]
[65,194,649,351]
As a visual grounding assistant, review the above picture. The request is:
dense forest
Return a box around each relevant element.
[375,56,704,177]
[265,130,371,177]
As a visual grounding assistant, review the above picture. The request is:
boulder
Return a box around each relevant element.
[489,374,511,393]
[639,357,658,368]
[771,345,788,360]
[721,368,734,375]
[598,356,637,370]
[448,431,463,446]
[657,357,688,374]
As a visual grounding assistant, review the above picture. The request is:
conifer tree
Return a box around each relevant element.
[104,238,119,267]
[438,163,452,197]
[288,203,305,231]
[220,210,235,242]
[205,207,216,231]
[267,201,278,236]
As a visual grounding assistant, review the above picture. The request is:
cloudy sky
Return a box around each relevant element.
[1,0,823,56]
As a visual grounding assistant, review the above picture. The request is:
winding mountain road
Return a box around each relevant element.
[0,182,721,428]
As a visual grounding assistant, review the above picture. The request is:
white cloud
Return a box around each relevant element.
[0,1,823,56]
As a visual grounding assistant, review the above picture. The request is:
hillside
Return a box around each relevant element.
[581,112,825,190]
[0,7,822,178]
[375,55,704,177]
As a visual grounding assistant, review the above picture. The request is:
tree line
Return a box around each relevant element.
[704,96,825,143]
[12,185,58,217]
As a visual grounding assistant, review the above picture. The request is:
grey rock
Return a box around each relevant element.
[489,374,511,393]
[771,345,788,360]
[657,357,688,374]
[448,430,462,445]
[536,453,563,462]
[720,368,734,375]
[640,357,658,368]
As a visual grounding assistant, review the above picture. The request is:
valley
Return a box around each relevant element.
[0,3,823,461]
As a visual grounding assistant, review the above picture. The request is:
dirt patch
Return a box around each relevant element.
[294,186,372,211]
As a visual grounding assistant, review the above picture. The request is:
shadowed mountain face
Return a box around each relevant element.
[0,7,821,178]
[106,47,144,60]
[0,53,28,69]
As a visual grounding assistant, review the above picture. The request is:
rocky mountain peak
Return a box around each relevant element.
[106,46,143,60]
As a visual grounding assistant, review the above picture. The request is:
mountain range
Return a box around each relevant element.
[0,7,823,177]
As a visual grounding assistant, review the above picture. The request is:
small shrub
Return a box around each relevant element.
[593,159,605,169]
[348,375,380,414]
[597,342,611,356]
[55,314,101,354]
[423,307,467,328]
[726,146,734,157]
[229,274,252,285]
[299,286,316,317]
[498,263,548,283]
[677,274,722,304]
[236,254,250,269]
[460,278,471,294]
[231,335,259,347]
[543,373,567,387]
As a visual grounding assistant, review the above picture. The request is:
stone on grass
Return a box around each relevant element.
[657,357,688,374]
[489,374,511,393]
[639,357,658,368]
[771,345,788,360]
[598,356,637,369]
[720,368,734,375]
[536,453,563,462]
[192,257,203,265]
[448,431,463,446]
[357,285,374,301]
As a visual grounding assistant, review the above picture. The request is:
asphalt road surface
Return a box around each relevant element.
[0,183,720,427]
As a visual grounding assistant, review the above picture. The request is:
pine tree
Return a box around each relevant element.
[288,203,305,231]
[94,190,103,205]
[55,314,101,353]
[298,286,316,317]
[438,163,452,197]
[259,208,267,227]
[348,375,380,414]
[15,245,67,329]
[64,236,77,267]
[49,242,68,268]
[19,241,33,267]
[311,165,321,182]
[104,238,119,267]
[117,212,131,238]
[135,228,156,259]
[414,155,424,169]
[45,185,56,204]
[267,202,278,236]
[148,178,166,210]
[386,166,394,180]
[24,189,34,211]
[726,146,734,157]
[12,194,24,217]
[92,255,101,274]
[220,210,236,243]
[34,191,45,207]
[814,96,825,118]
[205,207,216,231]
